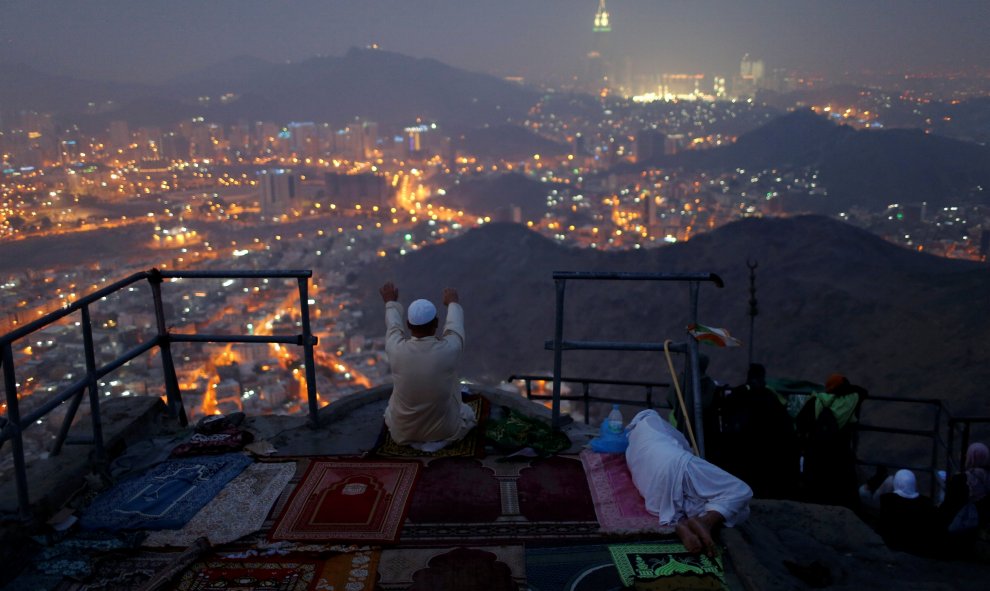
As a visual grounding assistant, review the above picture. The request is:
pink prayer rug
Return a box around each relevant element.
[579,449,674,535]
[270,460,420,543]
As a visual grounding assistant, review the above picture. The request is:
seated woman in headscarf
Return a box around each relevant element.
[940,442,990,553]
[625,409,753,556]
[877,469,939,556]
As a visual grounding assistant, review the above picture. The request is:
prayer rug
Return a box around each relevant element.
[525,544,623,591]
[579,449,675,535]
[143,462,296,547]
[517,455,597,522]
[270,459,419,543]
[378,546,525,591]
[608,542,726,590]
[375,395,488,458]
[406,458,501,523]
[174,551,379,591]
[50,549,178,591]
[80,453,252,531]
[485,406,571,457]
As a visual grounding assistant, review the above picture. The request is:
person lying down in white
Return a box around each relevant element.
[625,409,753,556]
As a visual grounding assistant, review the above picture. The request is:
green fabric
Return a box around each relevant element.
[814,391,860,428]
[766,378,825,419]
[484,407,570,457]
[608,542,725,588]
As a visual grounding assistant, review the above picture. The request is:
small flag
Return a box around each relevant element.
[688,324,742,347]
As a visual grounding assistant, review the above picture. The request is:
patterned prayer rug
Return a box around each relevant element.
[398,456,599,546]
[525,544,624,591]
[270,460,420,543]
[51,549,179,591]
[579,449,676,535]
[143,462,296,547]
[406,458,501,523]
[80,453,252,531]
[375,395,488,458]
[517,455,597,522]
[608,542,726,590]
[378,546,525,590]
[173,551,378,591]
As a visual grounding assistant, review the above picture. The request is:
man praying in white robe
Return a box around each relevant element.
[380,282,476,451]
[626,409,753,555]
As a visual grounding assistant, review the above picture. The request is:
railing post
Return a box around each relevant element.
[52,304,105,458]
[551,278,566,430]
[297,277,320,428]
[583,381,590,425]
[2,342,30,519]
[931,403,942,498]
[81,305,105,461]
[148,269,187,426]
[687,281,705,457]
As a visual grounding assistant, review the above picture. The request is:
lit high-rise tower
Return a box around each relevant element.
[593,0,611,33]
[585,0,612,95]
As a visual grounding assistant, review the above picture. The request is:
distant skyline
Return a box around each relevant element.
[2,0,989,85]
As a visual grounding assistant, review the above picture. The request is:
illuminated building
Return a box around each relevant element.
[584,0,612,95]
[734,54,765,99]
[258,168,298,217]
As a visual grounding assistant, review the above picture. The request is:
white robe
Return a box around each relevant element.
[625,409,752,527]
[383,301,474,445]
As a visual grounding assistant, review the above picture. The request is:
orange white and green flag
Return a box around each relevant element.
[688,324,742,347]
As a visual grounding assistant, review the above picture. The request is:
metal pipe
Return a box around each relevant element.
[2,343,30,518]
[0,272,148,346]
[688,281,705,458]
[508,374,668,388]
[159,269,311,279]
[148,270,186,426]
[543,340,691,353]
[551,278,566,429]
[80,304,105,462]
[170,334,303,345]
[297,277,320,428]
[50,389,85,456]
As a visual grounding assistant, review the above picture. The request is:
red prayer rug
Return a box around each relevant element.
[270,460,419,543]
[174,551,380,591]
[580,449,675,535]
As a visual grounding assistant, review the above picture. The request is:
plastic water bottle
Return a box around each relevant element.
[607,404,624,434]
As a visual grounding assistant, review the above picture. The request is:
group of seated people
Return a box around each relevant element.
[860,443,990,558]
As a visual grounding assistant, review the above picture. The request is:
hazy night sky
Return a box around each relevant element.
[2,0,989,84]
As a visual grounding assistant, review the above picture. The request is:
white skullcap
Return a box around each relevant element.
[407,299,437,326]
[893,469,919,499]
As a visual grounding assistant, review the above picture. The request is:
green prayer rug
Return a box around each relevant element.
[607,542,726,590]
[376,396,486,458]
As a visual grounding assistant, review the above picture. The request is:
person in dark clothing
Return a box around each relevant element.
[939,442,990,555]
[878,469,940,556]
[719,364,799,499]
[798,373,867,507]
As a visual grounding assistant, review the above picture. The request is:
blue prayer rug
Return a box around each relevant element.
[80,453,252,530]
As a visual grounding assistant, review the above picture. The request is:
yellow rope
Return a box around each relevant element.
[664,339,700,456]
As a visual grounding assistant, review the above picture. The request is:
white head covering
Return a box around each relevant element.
[893,469,919,499]
[407,299,437,326]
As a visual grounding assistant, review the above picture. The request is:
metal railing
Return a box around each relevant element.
[507,374,672,424]
[0,268,318,518]
[546,270,724,456]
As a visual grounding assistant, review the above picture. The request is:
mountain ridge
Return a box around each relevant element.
[354,216,989,417]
